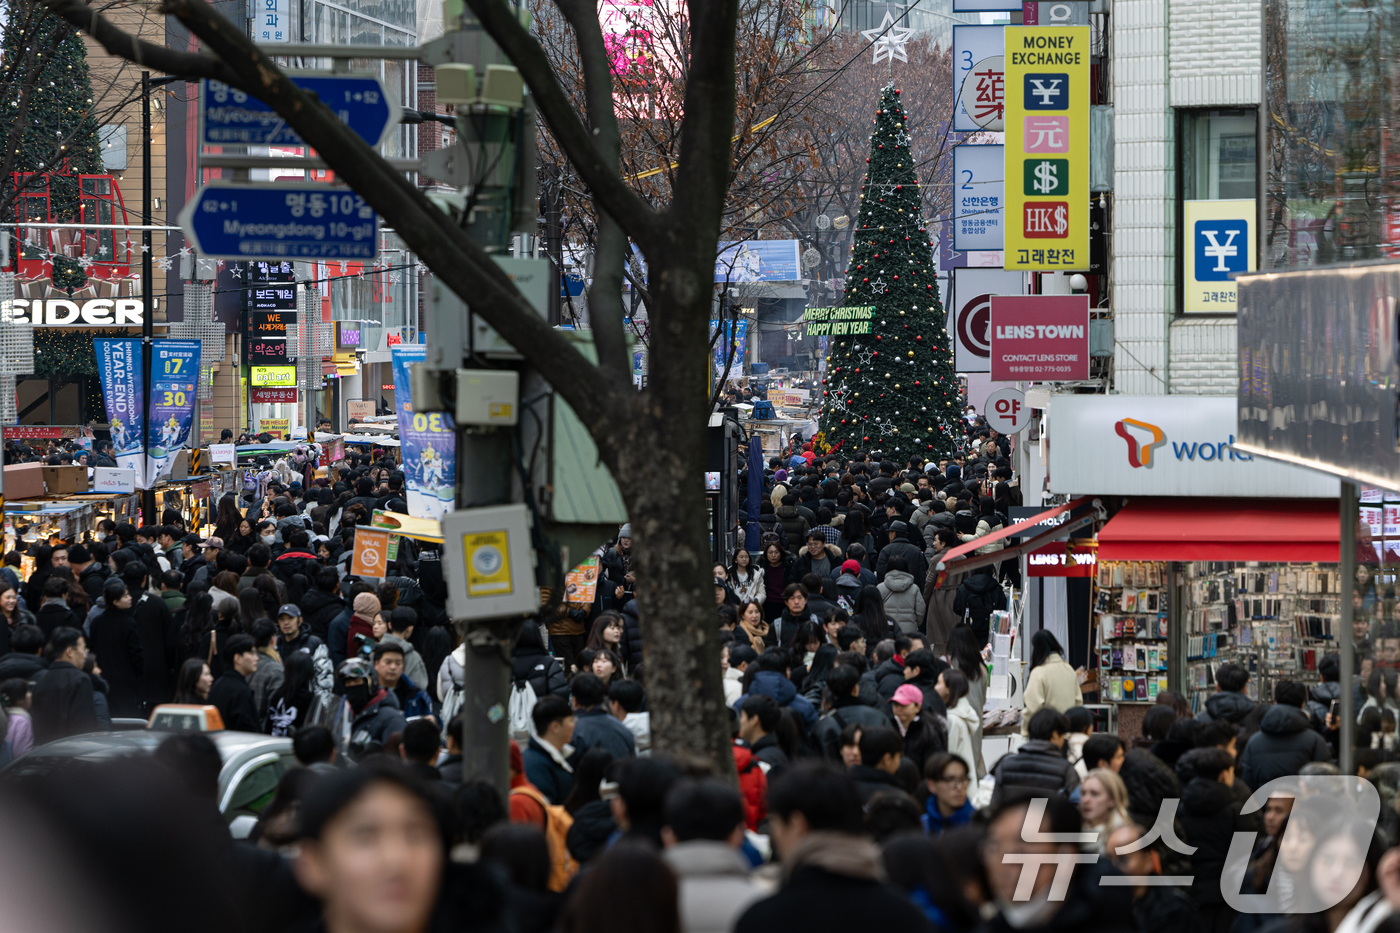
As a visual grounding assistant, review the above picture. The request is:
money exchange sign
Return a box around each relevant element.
[1004,26,1089,270]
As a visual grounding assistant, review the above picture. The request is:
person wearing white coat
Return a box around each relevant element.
[937,668,980,776]
[1021,630,1083,737]
[729,549,765,606]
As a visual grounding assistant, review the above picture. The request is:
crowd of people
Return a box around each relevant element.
[4,412,1400,933]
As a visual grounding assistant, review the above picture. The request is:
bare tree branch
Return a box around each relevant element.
[46,0,242,86]
[465,0,659,242]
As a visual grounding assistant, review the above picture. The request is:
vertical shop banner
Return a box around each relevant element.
[146,340,202,484]
[710,319,748,380]
[953,26,1005,132]
[952,145,1005,251]
[94,338,145,485]
[1183,199,1255,312]
[390,345,456,520]
[989,294,1090,380]
[1004,25,1090,270]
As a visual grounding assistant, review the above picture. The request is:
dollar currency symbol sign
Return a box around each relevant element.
[1034,161,1058,194]
[1052,204,1068,236]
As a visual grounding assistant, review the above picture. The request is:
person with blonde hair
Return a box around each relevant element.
[1079,767,1130,852]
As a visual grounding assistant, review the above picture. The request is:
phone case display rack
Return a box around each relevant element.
[1183,562,1340,713]
[1093,561,1171,704]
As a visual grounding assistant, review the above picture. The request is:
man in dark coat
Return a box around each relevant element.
[568,673,635,760]
[522,695,576,805]
[69,544,110,606]
[735,762,934,933]
[846,726,912,803]
[1176,747,1260,933]
[952,565,1007,648]
[122,563,175,710]
[299,567,345,641]
[990,708,1080,807]
[30,627,97,745]
[207,634,262,732]
[34,575,80,640]
[86,580,144,718]
[1239,680,1334,788]
[875,521,927,583]
[1107,823,1201,933]
[1194,661,1264,744]
[813,665,893,760]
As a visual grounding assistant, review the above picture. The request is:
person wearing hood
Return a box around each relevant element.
[953,565,1007,648]
[1238,680,1333,789]
[792,530,842,582]
[1176,747,1259,933]
[775,495,811,546]
[661,778,766,933]
[330,656,407,761]
[1193,662,1263,743]
[510,621,569,699]
[877,556,925,635]
[735,762,935,933]
[735,652,818,731]
[344,591,381,661]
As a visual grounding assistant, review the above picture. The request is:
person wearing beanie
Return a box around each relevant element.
[345,592,382,661]
[601,524,635,611]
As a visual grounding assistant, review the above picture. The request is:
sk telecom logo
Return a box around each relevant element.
[1114,418,1165,468]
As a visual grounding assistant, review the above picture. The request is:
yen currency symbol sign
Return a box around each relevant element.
[1024,159,1069,196]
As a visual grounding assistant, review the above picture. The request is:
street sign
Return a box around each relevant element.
[952,145,1004,250]
[1004,26,1090,270]
[986,387,1031,433]
[200,75,399,147]
[179,183,378,261]
[989,294,1090,381]
[953,26,1005,132]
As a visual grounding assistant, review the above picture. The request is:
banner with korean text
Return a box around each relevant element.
[147,340,202,485]
[1004,26,1090,270]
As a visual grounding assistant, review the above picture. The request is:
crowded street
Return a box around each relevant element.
[0,0,1397,931]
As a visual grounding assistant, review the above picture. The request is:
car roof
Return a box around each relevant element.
[8,730,292,764]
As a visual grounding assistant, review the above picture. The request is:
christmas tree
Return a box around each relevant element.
[0,0,103,287]
[817,84,959,459]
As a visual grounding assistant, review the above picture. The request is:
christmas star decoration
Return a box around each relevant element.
[861,12,915,66]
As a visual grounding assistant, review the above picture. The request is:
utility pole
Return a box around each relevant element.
[140,71,155,524]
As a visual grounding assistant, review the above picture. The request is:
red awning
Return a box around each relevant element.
[1097,498,1339,562]
[938,496,1093,570]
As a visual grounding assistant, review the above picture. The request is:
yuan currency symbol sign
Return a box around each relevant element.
[1201,229,1240,272]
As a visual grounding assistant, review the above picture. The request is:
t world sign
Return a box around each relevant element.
[1,299,145,326]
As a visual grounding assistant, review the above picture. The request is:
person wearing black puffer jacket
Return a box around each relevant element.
[299,567,345,641]
[990,708,1079,807]
[618,598,645,674]
[1176,746,1259,933]
[511,623,568,698]
[1238,680,1333,789]
[953,566,1007,648]
[1193,661,1264,743]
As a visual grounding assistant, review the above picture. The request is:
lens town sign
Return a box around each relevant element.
[1,298,145,326]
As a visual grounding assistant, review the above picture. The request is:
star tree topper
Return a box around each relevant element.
[861,12,915,65]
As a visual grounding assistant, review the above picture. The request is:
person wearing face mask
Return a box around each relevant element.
[330,657,407,761]
[86,579,144,717]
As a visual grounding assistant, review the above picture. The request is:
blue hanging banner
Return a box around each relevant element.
[390,345,456,520]
[146,340,202,485]
[94,338,145,486]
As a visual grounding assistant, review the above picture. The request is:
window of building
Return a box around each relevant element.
[1177,109,1258,315]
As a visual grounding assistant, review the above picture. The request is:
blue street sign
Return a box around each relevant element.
[201,75,399,147]
[178,183,378,260]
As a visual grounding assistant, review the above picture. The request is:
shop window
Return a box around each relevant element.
[1177,109,1258,315]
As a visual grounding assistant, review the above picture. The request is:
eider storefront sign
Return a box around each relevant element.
[1,299,145,326]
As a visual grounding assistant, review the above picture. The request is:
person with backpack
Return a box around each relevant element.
[953,565,1007,647]
[811,665,892,760]
[567,673,636,760]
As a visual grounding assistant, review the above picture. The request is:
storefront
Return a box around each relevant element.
[1045,394,1341,733]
